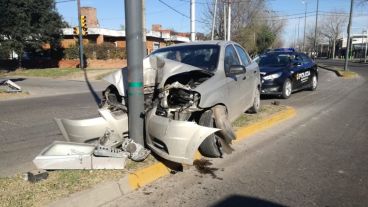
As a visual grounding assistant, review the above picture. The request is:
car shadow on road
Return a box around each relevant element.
[210,195,286,207]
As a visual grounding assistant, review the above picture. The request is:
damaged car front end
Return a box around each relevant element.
[50,41,260,165]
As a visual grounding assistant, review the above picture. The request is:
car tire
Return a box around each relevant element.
[309,73,318,91]
[198,110,222,158]
[281,79,292,99]
[247,87,260,114]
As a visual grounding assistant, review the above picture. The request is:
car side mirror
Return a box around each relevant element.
[227,65,246,76]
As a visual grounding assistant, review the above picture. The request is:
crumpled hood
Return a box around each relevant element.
[103,56,212,96]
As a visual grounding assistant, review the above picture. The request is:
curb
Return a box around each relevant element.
[317,64,358,78]
[49,106,296,207]
[317,64,343,76]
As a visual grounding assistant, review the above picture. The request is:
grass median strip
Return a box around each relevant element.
[317,64,358,78]
[0,104,292,207]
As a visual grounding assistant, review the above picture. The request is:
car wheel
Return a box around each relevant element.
[309,74,318,91]
[247,87,260,114]
[281,79,292,99]
[198,110,222,158]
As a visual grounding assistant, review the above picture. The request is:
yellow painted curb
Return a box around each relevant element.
[235,106,296,141]
[125,106,296,191]
[127,162,170,189]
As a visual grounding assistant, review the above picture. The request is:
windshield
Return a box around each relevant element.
[258,53,291,67]
[151,45,220,72]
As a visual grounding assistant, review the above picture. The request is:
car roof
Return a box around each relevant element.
[161,40,238,48]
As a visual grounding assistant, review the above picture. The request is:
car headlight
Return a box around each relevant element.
[263,72,282,80]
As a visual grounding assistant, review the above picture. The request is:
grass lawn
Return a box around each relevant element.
[0,104,285,207]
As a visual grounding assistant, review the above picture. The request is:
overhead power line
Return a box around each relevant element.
[55,0,76,4]
[158,0,207,24]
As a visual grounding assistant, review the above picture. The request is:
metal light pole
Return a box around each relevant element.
[344,0,354,71]
[77,0,84,69]
[223,2,227,41]
[313,0,319,57]
[190,0,196,41]
[297,17,301,50]
[302,0,307,52]
[365,29,368,63]
[125,0,145,146]
[142,0,147,56]
[227,0,231,41]
[211,0,218,40]
[361,30,364,62]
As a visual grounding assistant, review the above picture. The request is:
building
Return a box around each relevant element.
[61,7,191,54]
[337,34,368,58]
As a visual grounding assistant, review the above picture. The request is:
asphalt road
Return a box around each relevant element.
[0,62,367,206]
[0,92,104,176]
[103,62,368,207]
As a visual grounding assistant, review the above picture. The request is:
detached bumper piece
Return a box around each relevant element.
[54,108,128,144]
[146,108,220,165]
[33,141,128,170]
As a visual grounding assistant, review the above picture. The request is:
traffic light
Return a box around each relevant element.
[73,26,79,35]
[80,15,88,36]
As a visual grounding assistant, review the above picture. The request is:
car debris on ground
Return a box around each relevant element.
[0,79,22,93]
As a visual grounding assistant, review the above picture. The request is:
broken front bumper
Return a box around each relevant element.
[145,107,220,165]
[55,108,128,143]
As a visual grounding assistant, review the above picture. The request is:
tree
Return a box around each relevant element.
[256,25,276,53]
[319,12,348,59]
[0,0,65,68]
[203,0,285,55]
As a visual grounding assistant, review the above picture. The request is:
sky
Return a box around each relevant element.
[56,0,368,47]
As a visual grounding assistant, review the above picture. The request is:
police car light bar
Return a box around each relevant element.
[273,48,295,52]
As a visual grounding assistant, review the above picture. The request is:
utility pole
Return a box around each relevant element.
[313,0,319,58]
[303,0,307,52]
[142,0,147,56]
[125,0,145,146]
[365,29,367,63]
[297,17,301,50]
[227,0,231,41]
[344,0,354,71]
[190,0,196,41]
[223,2,226,41]
[211,0,218,40]
[77,0,84,69]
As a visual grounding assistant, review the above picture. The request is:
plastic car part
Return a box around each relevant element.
[33,141,128,170]
[54,108,128,144]
[0,79,22,92]
[121,138,151,161]
[145,107,220,165]
[198,109,223,157]
[212,105,236,144]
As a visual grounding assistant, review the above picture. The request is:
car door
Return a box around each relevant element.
[223,44,246,120]
[234,44,255,109]
[300,53,315,87]
[292,53,309,90]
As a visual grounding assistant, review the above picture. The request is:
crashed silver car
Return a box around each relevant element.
[55,41,261,165]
